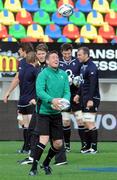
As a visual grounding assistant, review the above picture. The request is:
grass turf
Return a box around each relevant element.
[0,141,117,180]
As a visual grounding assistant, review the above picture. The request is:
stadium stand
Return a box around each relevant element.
[51,12,69,25]
[75,36,90,43]
[4,0,21,12]
[27,23,44,39]
[80,24,97,40]
[87,10,104,26]
[33,9,51,25]
[98,22,115,39]
[110,0,117,12]
[0,9,15,25]
[9,23,26,39]
[45,24,62,39]
[75,0,92,13]
[57,0,74,8]
[22,0,39,12]
[63,24,79,39]
[0,0,4,11]
[0,24,8,39]
[0,0,117,42]
[16,9,33,25]
[40,0,57,13]
[57,35,72,42]
[105,10,117,26]
[93,35,108,43]
[69,11,86,26]
[2,36,17,42]
[93,0,110,13]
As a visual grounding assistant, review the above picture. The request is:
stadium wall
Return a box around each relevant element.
[0,101,116,141]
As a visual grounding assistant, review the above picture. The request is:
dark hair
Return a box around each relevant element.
[77,47,90,57]
[46,50,58,60]
[61,43,73,52]
[26,51,36,64]
[19,43,34,53]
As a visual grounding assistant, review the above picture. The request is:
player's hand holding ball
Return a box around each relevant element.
[51,98,70,111]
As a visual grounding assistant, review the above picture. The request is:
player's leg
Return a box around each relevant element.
[42,114,64,173]
[82,113,98,154]
[19,111,39,165]
[29,114,50,176]
[81,99,100,154]
[62,112,71,152]
[54,143,67,165]
[17,105,35,153]
[74,110,86,150]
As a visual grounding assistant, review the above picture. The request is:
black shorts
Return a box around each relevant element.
[70,100,82,112]
[34,113,63,140]
[17,104,35,115]
[82,99,100,113]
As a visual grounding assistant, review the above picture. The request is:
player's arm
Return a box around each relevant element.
[62,73,71,102]
[88,67,98,101]
[3,72,19,103]
[36,71,53,104]
[87,66,98,108]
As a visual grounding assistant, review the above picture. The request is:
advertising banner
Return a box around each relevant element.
[0,101,116,141]
[0,43,117,78]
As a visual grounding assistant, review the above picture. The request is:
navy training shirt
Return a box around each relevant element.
[59,57,82,95]
[18,59,38,106]
[79,58,100,104]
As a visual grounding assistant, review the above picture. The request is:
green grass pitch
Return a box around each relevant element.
[0,141,117,180]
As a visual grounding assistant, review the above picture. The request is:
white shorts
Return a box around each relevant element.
[83,113,96,122]
[74,110,83,120]
[17,113,32,128]
[17,113,23,128]
[62,112,71,121]
[17,113,23,121]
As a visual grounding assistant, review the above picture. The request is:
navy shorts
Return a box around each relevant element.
[17,104,35,115]
[82,99,100,113]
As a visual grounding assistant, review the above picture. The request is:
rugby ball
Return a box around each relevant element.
[58,4,73,17]
[73,76,81,87]
[51,98,70,111]
[59,98,70,110]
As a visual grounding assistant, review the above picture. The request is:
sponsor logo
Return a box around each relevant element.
[93,61,117,71]
[0,55,18,72]
[96,114,117,130]
[73,49,117,72]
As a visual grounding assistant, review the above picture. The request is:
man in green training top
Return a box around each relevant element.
[29,50,71,176]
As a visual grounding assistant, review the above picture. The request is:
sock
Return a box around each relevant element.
[30,133,39,158]
[22,128,30,151]
[90,127,98,151]
[43,146,59,166]
[78,125,86,148]
[31,142,45,171]
[63,126,71,146]
[55,144,67,163]
[84,129,91,149]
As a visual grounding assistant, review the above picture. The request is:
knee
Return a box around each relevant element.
[63,120,71,126]
[53,140,63,150]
